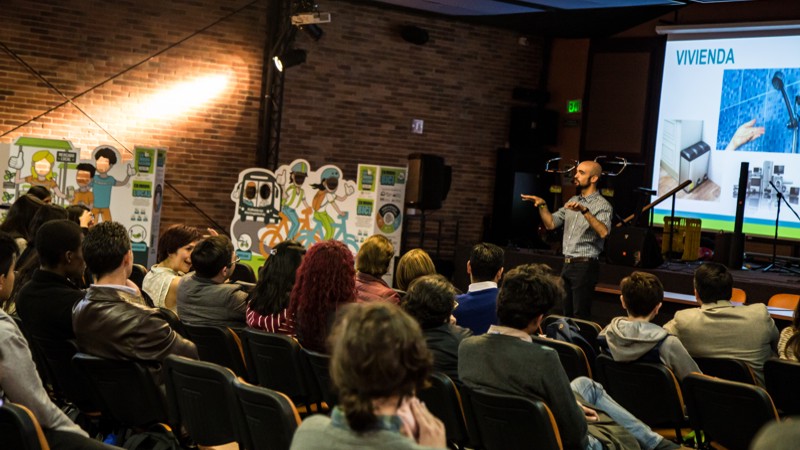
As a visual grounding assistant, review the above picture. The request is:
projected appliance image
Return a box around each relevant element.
[658,119,719,201]
[732,160,796,208]
[717,68,800,153]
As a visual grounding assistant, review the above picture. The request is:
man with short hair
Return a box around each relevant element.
[453,243,503,334]
[177,235,248,328]
[459,264,677,450]
[599,271,700,380]
[72,222,197,387]
[0,231,119,449]
[523,160,613,320]
[664,262,778,386]
[16,220,86,341]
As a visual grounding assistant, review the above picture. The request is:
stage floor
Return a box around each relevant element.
[452,246,800,326]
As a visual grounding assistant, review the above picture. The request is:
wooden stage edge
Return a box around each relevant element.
[451,246,798,325]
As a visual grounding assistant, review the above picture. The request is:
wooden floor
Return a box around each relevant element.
[659,168,721,201]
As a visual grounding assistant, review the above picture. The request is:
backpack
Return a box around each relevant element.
[545,318,597,362]
[122,430,181,450]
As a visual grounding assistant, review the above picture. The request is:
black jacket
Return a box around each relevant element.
[16,269,84,341]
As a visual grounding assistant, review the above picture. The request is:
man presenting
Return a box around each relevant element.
[522,160,612,319]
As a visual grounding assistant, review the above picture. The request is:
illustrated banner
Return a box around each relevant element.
[230,159,407,276]
[1,137,166,266]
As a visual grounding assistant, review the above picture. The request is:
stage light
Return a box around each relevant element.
[301,24,324,41]
[273,49,307,72]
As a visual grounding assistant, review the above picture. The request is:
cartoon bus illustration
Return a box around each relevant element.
[231,169,282,223]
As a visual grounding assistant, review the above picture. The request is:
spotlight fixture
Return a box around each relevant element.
[273,49,307,72]
[301,24,324,41]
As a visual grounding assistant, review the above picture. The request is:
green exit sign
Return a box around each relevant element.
[567,99,582,114]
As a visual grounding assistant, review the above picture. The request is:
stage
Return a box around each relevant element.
[452,246,800,327]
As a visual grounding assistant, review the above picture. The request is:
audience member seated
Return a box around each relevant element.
[143,224,203,310]
[66,204,94,230]
[777,298,800,361]
[288,240,355,353]
[402,274,471,386]
[290,302,446,450]
[73,221,197,389]
[177,235,248,328]
[664,262,778,386]
[10,204,69,305]
[599,271,700,380]
[0,231,119,449]
[15,220,86,342]
[459,263,678,450]
[0,194,44,273]
[453,243,503,334]
[246,240,305,334]
[395,248,436,292]
[26,185,53,204]
[355,234,400,304]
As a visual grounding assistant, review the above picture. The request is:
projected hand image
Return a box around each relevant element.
[725,119,765,151]
[717,68,800,153]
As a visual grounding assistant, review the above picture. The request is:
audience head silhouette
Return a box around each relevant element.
[402,274,457,329]
[356,234,394,278]
[693,262,733,304]
[395,248,436,291]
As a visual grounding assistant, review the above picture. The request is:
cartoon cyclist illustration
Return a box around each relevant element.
[8,150,67,200]
[278,162,311,240]
[311,167,354,240]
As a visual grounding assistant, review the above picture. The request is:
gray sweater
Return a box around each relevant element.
[177,274,248,328]
[458,333,589,450]
[599,317,701,380]
[291,414,438,449]
[0,310,87,436]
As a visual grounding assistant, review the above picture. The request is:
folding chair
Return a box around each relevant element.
[0,403,50,450]
[182,322,248,378]
[693,357,757,385]
[231,378,301,450]
[683,373,779,450]
[302,348,337,407]
[417,372,471,449]
[764,357,800,416]
[531,335,592,380]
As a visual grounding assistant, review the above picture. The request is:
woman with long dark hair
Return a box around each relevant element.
[246,240,305,334]
[0,194,45,253]
[288,240,355,353]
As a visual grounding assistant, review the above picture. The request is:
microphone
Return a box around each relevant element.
[772,71,799,129]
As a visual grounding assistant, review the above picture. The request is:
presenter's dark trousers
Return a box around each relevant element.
[561,259,599,320]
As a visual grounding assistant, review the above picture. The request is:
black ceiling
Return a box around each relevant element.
[362,0,752,38]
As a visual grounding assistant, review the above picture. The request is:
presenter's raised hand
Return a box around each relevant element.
[521,194,545,207]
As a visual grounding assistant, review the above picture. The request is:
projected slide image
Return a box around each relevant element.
[717,68,800,153]
[658,119,719,201]
[732,160,797,211]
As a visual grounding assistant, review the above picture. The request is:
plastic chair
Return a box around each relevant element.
[594,354,687,440]
[0,403,50,450]
[30,337,100,412]
[531,335,592,380]
[301,348,337,407]
[230,378,301,450]
[417,372,471,450]
[230,262,256,283]
[461,385,563,450]
[767,293,800,310]
[242,329,323,412]
[163,355,240,447]
[181,322,248,378]
[71,353,169,428]
[683,373,779,450]
[731,287,747,304]
[764,358,800,416]
[693,357,757,385]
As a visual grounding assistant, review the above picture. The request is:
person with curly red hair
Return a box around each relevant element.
[289,240,356,353]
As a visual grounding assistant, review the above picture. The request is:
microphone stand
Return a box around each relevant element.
[763,181,800,274]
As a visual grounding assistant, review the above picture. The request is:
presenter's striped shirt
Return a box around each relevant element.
[551,191,613,258]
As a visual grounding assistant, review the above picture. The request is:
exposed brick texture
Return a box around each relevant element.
[1,0,543,258]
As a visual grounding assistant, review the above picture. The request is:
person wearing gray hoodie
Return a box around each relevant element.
[599,271,700,381]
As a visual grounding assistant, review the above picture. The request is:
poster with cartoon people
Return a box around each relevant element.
[1,137,79,206]
[229,159,358,271]
[1,137,166,267]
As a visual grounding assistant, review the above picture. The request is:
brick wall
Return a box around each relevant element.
[1,0,543,257]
